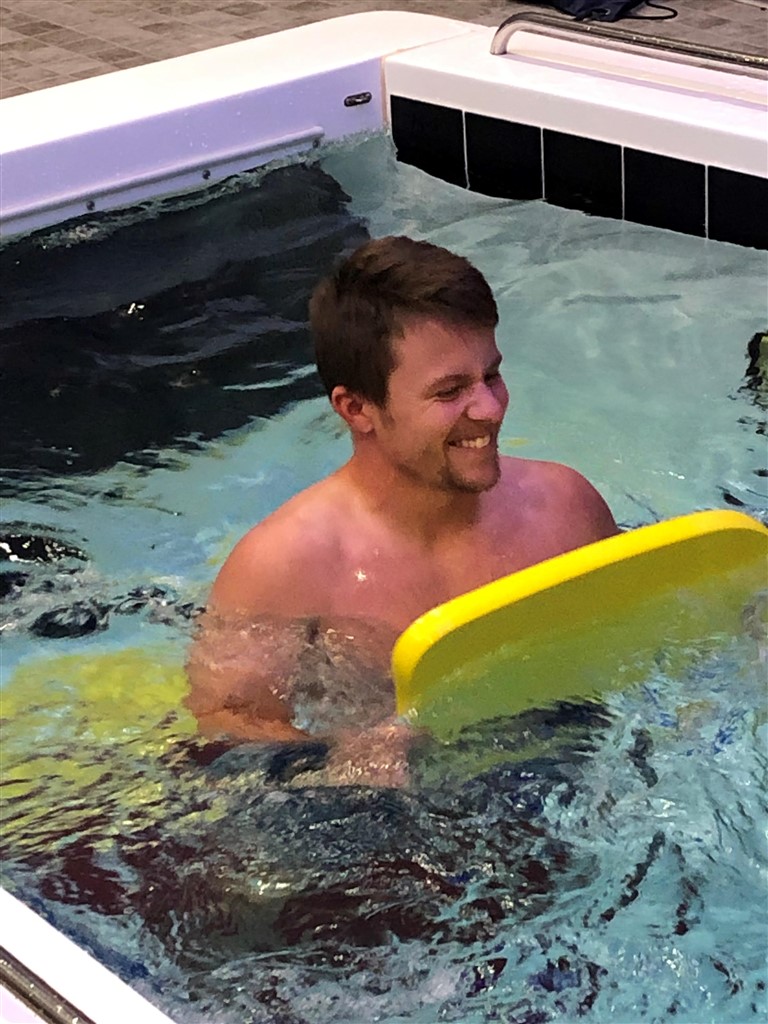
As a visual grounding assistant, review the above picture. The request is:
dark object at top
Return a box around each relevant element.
[745,331,767,387]
[741,330,767,416]
[524,0,670,22]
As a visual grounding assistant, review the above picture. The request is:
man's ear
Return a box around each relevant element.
[331,386,376,434]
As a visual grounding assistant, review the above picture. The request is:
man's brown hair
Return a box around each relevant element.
[309,236,498,405]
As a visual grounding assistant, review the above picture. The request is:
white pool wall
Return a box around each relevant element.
[385,26,767,175]
[0,889,175,1024]
[0,12,477,238]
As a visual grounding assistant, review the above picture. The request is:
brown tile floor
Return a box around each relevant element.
[0,0,766,98]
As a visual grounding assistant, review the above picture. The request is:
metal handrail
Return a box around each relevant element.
[490,11,768,80]
[0,946,96,1024]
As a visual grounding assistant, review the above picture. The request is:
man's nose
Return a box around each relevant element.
[466,381,506,421]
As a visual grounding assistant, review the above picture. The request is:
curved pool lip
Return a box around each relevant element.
[0,889,175,1024]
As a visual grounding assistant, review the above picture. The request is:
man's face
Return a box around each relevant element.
[368,317,509,494]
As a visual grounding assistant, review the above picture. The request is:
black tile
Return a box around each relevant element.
[390,95,465,189]
[543,131,622,219]
[465,113,542,200]
[624,149,705,237]
[708,166,768,250]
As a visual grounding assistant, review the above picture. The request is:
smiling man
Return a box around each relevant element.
[186,236,618,766]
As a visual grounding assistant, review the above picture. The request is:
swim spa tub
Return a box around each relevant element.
[1,11,767,1024]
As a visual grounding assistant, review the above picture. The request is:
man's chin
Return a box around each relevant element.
[446,465,500,494]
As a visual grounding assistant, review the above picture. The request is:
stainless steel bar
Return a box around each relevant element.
[0,946,97,1024]
[490,11,768,79]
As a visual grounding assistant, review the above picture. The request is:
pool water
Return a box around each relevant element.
[1,133,766,1024]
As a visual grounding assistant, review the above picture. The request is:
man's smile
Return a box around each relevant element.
[448,434,493,450]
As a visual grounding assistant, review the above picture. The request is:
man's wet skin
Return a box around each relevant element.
[202,318,614,631]
[186,611,411,785]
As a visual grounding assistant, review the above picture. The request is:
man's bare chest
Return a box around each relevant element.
[325,535,516,632]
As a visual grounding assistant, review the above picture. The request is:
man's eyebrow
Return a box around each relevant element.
[430,371,469,386]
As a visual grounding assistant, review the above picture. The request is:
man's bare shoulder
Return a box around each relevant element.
[500,454,597,489]
[208,474,347,617]
[498,455,618,545]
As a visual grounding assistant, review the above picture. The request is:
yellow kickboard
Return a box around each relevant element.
[392,510,768,739]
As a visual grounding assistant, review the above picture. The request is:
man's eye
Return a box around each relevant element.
[485,369,502,384]
[435,385,462,400]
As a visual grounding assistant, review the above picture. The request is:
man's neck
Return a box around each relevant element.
[340,450,485,547]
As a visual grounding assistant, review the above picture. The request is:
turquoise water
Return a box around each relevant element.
[0,133,766,1023]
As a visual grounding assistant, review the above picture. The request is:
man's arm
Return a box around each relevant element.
[185,516,329,743]
[185,610,311,742]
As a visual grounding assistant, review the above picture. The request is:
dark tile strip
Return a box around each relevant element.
[390,95,466,189]
[543,130,623,220]
[624,149,706,237]
[389,95,766,249]
[708,166,768,250]
[465,113,542,200]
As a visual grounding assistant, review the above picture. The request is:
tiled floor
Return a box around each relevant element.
[1,0,766,98]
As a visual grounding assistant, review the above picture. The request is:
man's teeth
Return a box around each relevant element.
[453,435,491,449]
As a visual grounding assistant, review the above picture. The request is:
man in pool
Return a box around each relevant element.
[186,236,618,781]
